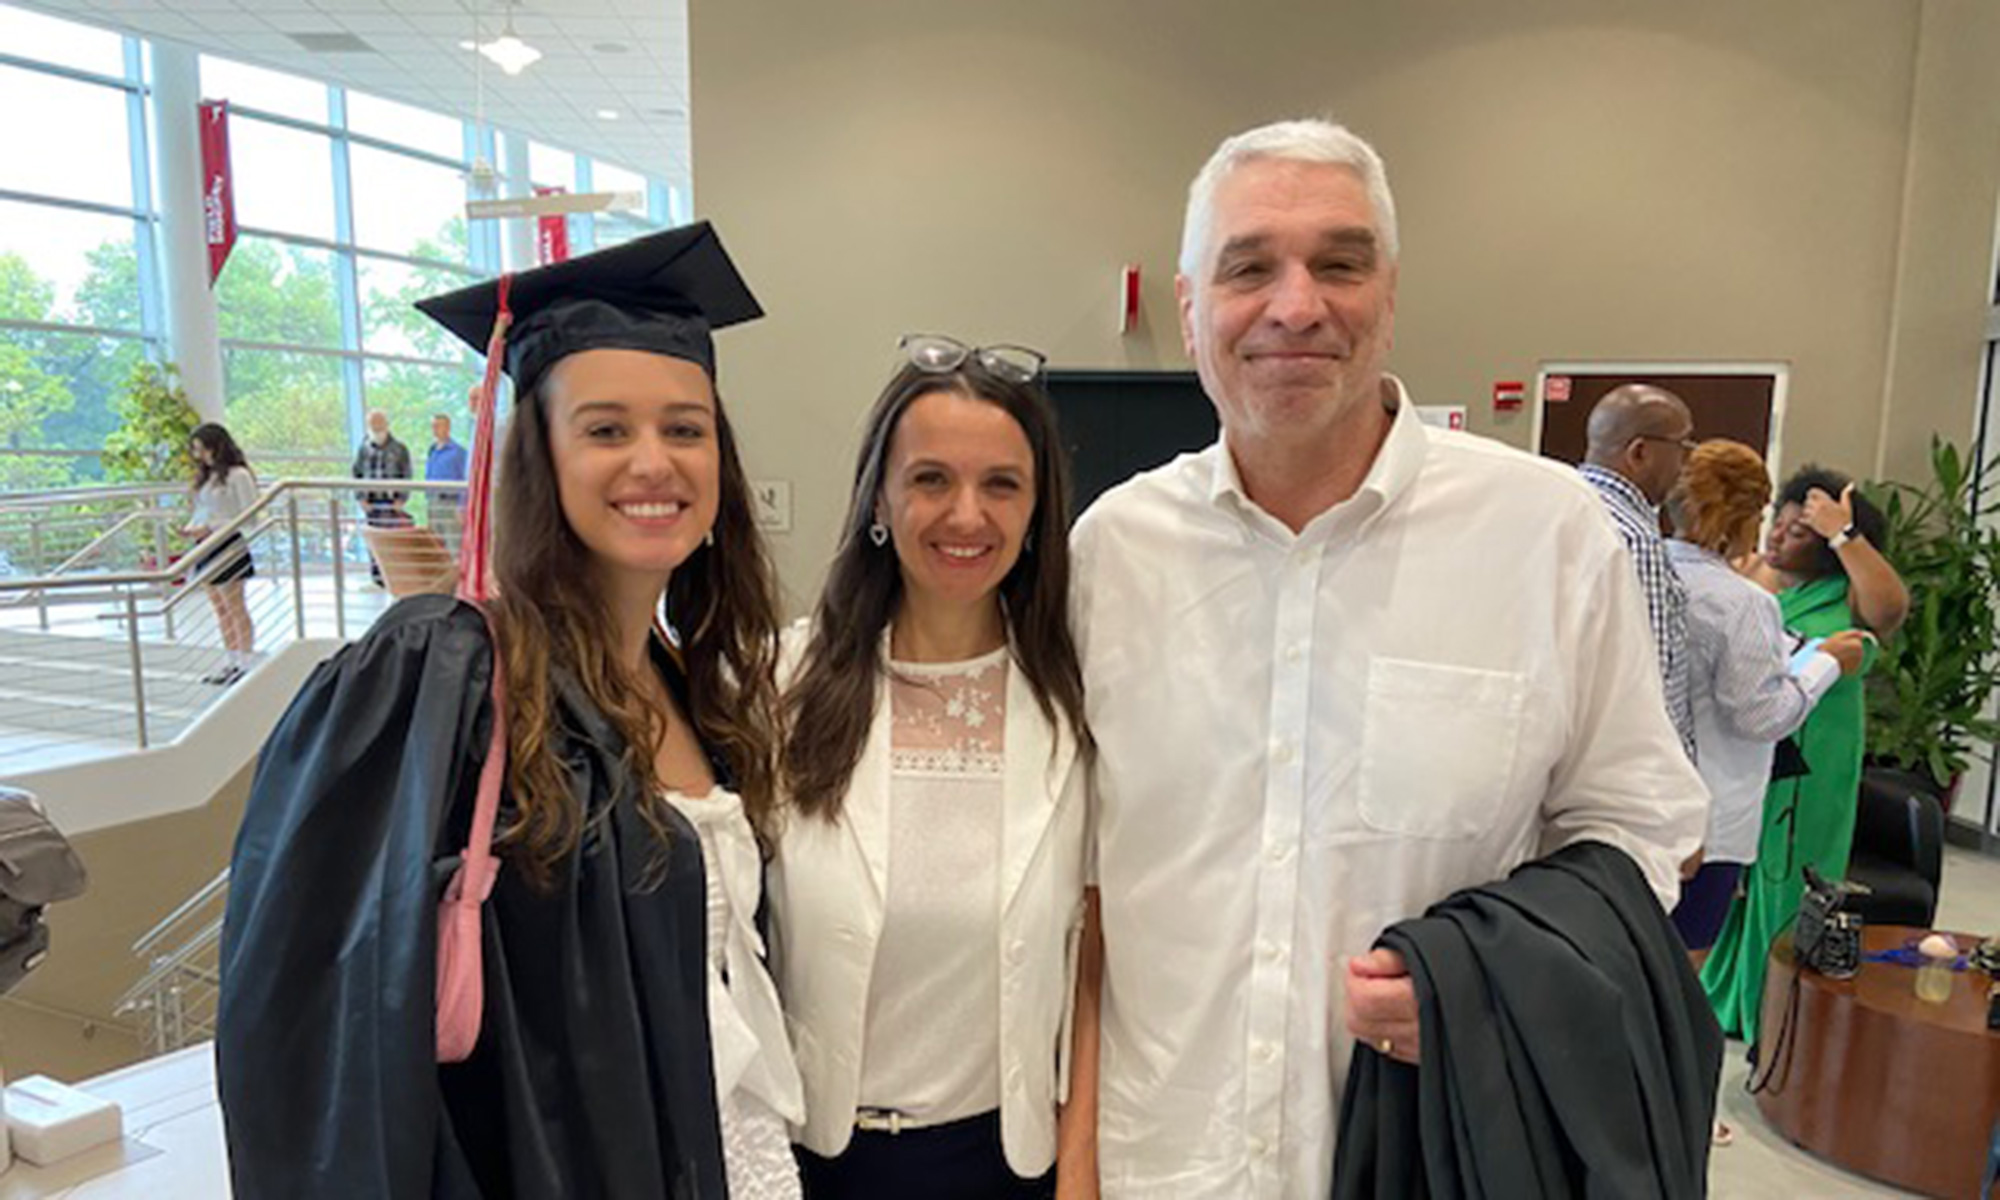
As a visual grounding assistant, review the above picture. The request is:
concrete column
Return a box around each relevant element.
[149,44,226,422]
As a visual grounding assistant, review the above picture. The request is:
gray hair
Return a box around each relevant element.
[1178,118,1399,278]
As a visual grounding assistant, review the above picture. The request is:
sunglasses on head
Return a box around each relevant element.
[899,333,1046,385]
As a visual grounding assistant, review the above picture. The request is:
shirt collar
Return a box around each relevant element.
[1578,463,1655,522]
[1206,375,1427,538]
[1665,538,1732,569]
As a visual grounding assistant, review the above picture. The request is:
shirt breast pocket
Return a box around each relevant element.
[1357,657,1528,840]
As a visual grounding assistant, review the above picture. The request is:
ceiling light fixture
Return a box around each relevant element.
[475,4,542,76]
[596,109,620,120]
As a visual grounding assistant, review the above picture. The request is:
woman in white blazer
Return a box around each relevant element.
[771,334,1100,1199]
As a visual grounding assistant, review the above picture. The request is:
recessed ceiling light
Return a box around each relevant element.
[591,41,630,54]
[596,109,620,120]
[458,40,475,50]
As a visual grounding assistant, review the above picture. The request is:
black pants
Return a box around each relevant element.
[797,1111,1053,1200]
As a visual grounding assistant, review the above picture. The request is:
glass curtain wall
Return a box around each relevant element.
[0,1,683,489]
[0,7,160,488]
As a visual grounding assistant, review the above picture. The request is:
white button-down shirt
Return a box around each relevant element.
[1071,382,1707,1199]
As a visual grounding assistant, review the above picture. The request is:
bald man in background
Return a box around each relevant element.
[1579,384,1698,760]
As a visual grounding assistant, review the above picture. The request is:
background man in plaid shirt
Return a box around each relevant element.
[1579,383,1699,762]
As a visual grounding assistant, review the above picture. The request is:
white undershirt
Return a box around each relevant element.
[856,646,1009,1125]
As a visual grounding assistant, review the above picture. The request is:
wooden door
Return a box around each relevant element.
[1536,369,1781,468]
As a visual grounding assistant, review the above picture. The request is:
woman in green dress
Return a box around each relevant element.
[1700,465,1904,1042]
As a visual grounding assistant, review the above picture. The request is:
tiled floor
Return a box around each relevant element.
[2,846,1994,1197]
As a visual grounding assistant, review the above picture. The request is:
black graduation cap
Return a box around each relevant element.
[414,220,763,393]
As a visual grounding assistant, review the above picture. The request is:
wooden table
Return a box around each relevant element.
[1755,925,2000,1199]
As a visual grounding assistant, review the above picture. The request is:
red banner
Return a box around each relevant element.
[534,186,569,264]
[198,100,236,285]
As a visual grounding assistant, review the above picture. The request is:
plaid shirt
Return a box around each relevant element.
[1580,464,1696,761]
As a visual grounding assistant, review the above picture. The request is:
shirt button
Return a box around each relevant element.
[1271,740,1295,765]
[1284,642,1305,663]
[1254,1041,1277,1063]
[1258,940,1285,963]
[1006,939,1027,966]
[1247,1134,1270,1157]
[1265,841,1291,864]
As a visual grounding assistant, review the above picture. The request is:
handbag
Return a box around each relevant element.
[433,277,512,1064]
[0,788,88,995]
[1792,864,1864,979]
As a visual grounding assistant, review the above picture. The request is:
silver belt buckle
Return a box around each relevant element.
[855,1107,908,1135]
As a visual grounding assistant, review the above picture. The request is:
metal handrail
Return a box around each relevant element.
[0,483,183,513]
[118,915,224,1002]
[132,866,230,957]
[0,474,464,596]
[45,507,177,576]
[0,476,467,759]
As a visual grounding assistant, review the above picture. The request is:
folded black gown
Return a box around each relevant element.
[1332,840,1722,1199]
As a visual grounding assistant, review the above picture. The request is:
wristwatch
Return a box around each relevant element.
[1827,524,1858,550]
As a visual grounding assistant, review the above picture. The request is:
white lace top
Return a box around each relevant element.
[856,646,1009,1126]
[659,788,804,1198]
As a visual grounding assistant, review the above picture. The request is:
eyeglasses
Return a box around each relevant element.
[899,333,1046,384]
[1636,433,1701,454]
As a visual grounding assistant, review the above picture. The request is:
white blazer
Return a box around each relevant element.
[769,625,1090,1177]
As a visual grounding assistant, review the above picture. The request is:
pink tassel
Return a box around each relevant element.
[437,273,512,1063]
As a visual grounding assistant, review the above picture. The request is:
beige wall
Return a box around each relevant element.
[0,761,249,1082]
[1876,0,2000,487]
[693,0,1999,607]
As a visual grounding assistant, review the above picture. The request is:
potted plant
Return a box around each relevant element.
[101,360,199,484]
[1862,436,2000,807]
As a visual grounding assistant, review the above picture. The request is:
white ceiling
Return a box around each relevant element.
[14,0,691,191]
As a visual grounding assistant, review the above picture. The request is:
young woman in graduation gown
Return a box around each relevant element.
[217,222,801,1198]
[770,336,1102,1199]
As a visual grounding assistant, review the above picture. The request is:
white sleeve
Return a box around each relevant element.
[1707,590,1823,742]
[1539,543,1708,910]
[224,468,260,521]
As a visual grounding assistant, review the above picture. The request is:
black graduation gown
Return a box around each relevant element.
[218,594,727,1198]
[1332,840,1723,1200]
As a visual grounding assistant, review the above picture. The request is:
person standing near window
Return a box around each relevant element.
[427,411,470,550]
[184,422,259,685]
[353,409,413,585]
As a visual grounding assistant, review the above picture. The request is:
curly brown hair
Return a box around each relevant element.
[488,376,781,886]
[1666,439,1770,559]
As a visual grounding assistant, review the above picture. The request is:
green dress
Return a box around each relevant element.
[1699,573,1878,1042]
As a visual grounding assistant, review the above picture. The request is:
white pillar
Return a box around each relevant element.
[150,45,226,423]
[501,130,536,271]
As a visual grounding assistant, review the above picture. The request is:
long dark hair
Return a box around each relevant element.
[189,423,250,493]
[1777,464,1887,580]
[782,360,1090,821]
[489,374,781,885]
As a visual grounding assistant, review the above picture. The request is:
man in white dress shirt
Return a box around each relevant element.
[1069,118,1708,1199]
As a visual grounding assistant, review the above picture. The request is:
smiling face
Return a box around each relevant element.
[877,388,1036,616]
[543,347,720,590]
[1178,157,1397,451]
